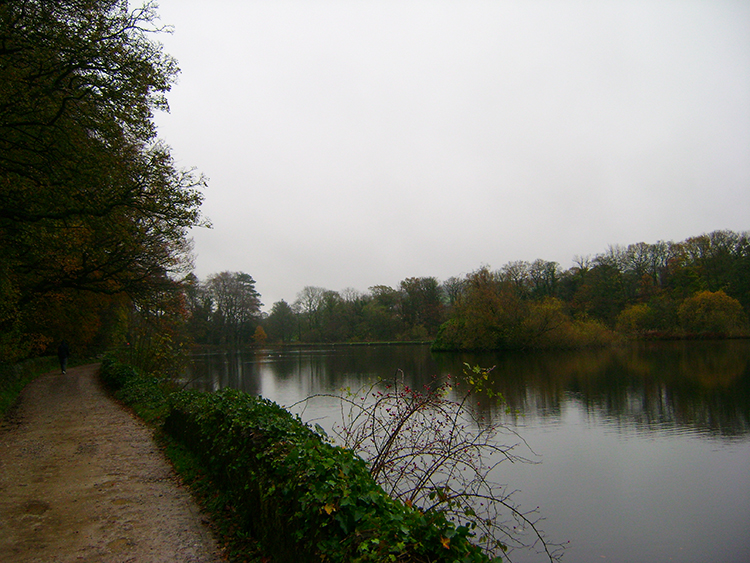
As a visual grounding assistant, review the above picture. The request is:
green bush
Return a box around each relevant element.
[678,290,748,336]
[165,389,489,563]
[99,355,138,391]
[100,355,171,423]
[99,357,491,563]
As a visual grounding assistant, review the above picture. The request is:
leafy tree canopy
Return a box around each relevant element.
[0,0,206,360]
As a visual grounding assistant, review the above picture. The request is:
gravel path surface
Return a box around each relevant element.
[0,364,221,563]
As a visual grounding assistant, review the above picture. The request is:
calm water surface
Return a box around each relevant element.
[185,341,750,563]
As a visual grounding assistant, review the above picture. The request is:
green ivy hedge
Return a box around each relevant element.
[99,356,170,423]
[99,356,491,563]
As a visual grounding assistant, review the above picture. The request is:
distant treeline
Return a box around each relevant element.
[4,1,747,368]
[186,229,750,351]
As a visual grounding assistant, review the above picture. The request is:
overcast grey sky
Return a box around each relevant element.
[153,0,750,309]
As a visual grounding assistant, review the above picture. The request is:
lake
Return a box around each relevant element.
[184,340,750,563]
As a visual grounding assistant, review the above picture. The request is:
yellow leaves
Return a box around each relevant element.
[440,536,450,550]
[322,503,336,515]
[678,290,747,335]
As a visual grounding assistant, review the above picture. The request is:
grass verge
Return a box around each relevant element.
[1,357,68,418]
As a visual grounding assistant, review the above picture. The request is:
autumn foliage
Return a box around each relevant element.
[678,290,747,337]
[0,1,205,362]
[245,230,750,349]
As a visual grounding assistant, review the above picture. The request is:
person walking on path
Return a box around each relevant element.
[0,364,220,563]
[57,340,70,374]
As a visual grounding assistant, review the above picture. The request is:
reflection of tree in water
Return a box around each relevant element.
[187,342,750,438]
[608,341,749,437]
[677,341,746,387]
[443,341,750,438]
[184,350,262,396]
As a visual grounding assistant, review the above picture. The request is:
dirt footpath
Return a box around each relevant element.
[0,364,221,563]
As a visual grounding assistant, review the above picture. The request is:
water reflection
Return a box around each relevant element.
[184,342,750,563]
[439,340,750,438]
[185,340,750,439]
